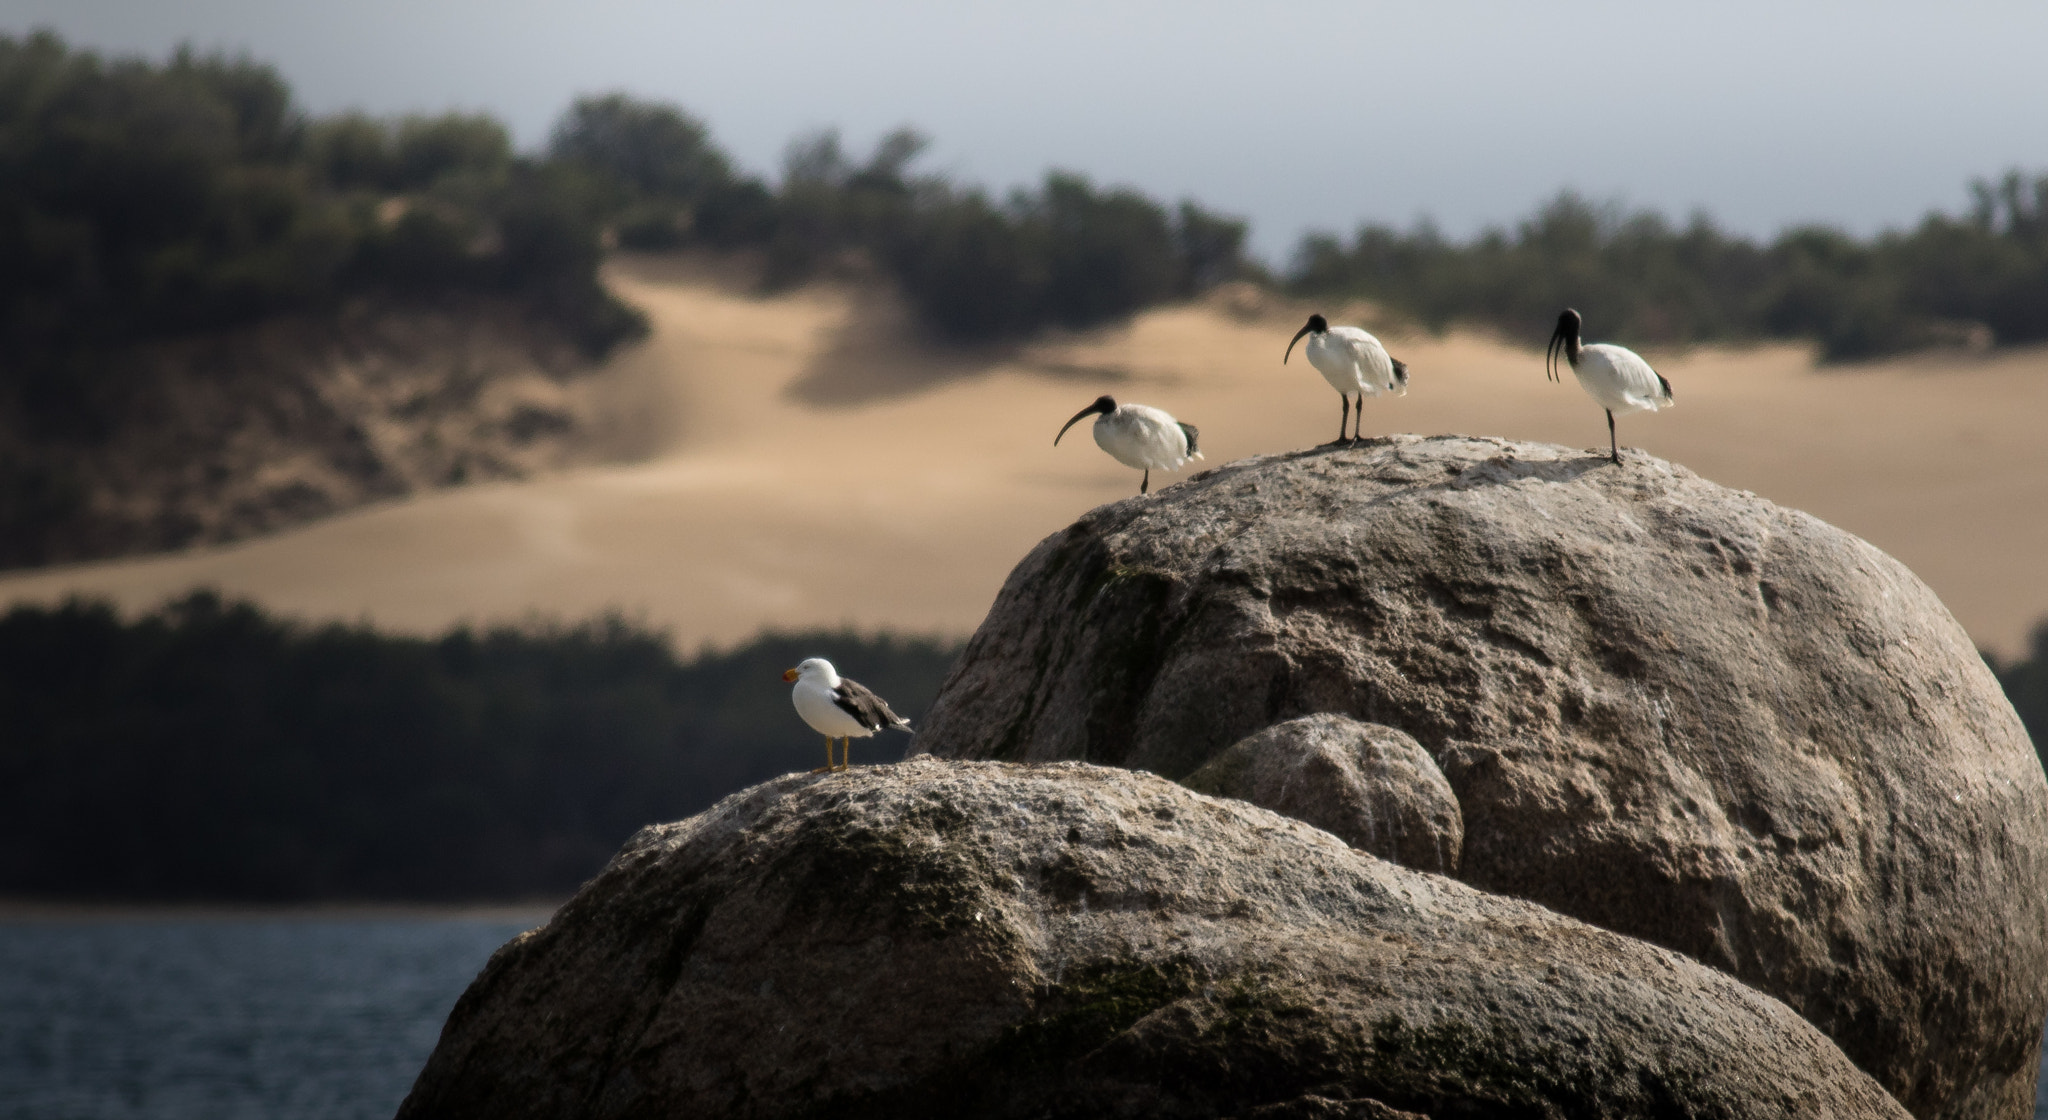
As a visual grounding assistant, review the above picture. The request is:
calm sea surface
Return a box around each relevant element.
[2,915,2045,1118]
[0,915,541,1120]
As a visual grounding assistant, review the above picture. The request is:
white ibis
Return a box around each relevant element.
[782,657,911,773]
[1284,313,1410,444]
[1546,308,1674,464]
[1054,395,1203,495]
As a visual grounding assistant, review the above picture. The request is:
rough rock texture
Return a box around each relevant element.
[1237,1098,1427,1120]
[913,436,2048,1120]
[1182,714,1462,874]
[397,760,1910,1120]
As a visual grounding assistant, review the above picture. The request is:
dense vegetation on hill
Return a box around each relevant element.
[8,29,2046,383]
[556,85,2048,363]
[1287,176,2048,360]
[0,593,960,901]
[0,33,645,423]
[0,31,1253,371]
[550,103,1253,341]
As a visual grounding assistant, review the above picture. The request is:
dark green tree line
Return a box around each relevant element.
[0,32,644,431]
[1287,177,2048,361]
[1990,625,2048,768]
[11,29,2048,382]
[550,108,1255,341]
[0,32,1249,436]
[0,592,960,901]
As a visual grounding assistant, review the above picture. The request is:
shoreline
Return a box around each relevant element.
[0,897,564,924]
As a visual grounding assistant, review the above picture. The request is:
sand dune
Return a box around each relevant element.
[2,256,2044,659]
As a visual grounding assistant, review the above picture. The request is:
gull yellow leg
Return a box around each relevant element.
[836,737,850,771]
[813,736,834,774]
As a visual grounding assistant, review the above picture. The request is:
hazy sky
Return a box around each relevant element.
[9,0,2048,260]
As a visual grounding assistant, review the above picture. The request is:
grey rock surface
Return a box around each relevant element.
[397,760,1910,1120]
[1232,1098,1428,1120]
[912,435,2048,1120]
[1182,714,1461,874]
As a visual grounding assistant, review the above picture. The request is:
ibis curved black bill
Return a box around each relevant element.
[1284,324,1311,364]
[1055,395,1117,445]
[1283,313,1328,364]
[1546,308,1582,383]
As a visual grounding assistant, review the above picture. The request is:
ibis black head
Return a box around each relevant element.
[1284,314,1329,364]
[1546,308,1584,382]
[1055,395,1117,445]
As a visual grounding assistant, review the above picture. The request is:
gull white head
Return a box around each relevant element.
[782,657,840,686]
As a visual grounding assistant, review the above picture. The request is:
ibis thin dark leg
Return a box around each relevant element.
[1353,395,1366,443]
[1606,410,1619,464]
[1141,470,1150,495]
[1333,394,1350,444]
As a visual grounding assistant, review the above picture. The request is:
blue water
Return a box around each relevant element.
[1,915,2044,1118]
[0,916,538,1120]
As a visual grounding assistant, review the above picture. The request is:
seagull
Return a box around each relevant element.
[1284,313,1410,444]
[1054,395,1203,495]
[782,657,912,773]
[1546,308,1674,464]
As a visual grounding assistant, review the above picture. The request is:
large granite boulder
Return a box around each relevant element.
[1181,714,1462,874]
[397,760,1909,1119]
[912,436,2048,1119]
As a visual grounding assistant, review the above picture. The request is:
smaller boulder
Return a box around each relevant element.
[1181,715,1462,875]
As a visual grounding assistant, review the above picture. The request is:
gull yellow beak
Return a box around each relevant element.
[782,668,800,682]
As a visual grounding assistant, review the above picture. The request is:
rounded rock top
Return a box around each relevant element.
[917,434,2048,1120]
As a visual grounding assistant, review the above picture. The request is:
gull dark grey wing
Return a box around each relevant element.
[832,677,911,732]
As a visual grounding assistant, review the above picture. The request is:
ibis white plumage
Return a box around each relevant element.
[1284,314,1410,444]
[1545,308,1674,464]
[1054,395,1203,495]
[782,657,911,773]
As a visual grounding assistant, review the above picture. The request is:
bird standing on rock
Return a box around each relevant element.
[1285,313,1409,444]
[1546,308,1674,464]
[1054,395,1203,495]
[783,658,911,773]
